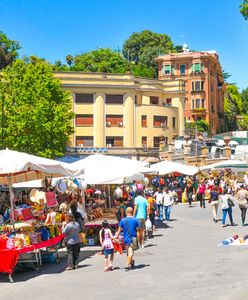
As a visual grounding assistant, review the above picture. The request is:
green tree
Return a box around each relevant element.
[0,57,74,158]
[240,0,248,20]
[122,30,174,77]
[241,87,248,114]
[223,85,242,131]
[65,54,74,67]
[72,48,129,73]
[0,31,21,69]
[185,120,211,135]
[123,30,173,66]
[237,115,248,130]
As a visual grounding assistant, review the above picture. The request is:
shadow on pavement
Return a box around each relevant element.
[133,264,150,270]
[0,249,98,283]
[144,244,157,248]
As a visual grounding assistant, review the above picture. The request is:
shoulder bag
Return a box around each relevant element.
[125,218,139,251]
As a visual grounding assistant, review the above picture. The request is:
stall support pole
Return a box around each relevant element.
[108,185,111,209]
[8,176,15,230]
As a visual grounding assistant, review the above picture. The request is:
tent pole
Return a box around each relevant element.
[8,177,15,230]
[108,185,111,208]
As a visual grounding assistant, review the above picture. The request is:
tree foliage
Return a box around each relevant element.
[223,85,242,131]
[71,48,129,73]
[0,57,74,158]
[240,0,248,20]
[241,87,248,114]
[0,31,21,69]
[122,30,174,77]
[185,120,211,135]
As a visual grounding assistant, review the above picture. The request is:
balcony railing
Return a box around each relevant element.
[191,108,207,114]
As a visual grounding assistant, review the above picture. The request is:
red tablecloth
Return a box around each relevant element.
[0,234,65,274]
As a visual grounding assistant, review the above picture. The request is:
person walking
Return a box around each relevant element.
[99,220,116,272]
[184,179,195,208]
[115,198,126,222]
[196,178,206,208]
[163,189,174,221]
[236,185,248,226]
[146,192,157,235]
[62,213,81,270]
[219,188,236,228]
[133,190,148,248]
[209,185,219,223]
[153,188,164,221]
[116,207,142,270]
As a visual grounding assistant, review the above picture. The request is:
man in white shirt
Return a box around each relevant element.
[153,188,164,221]
[163,189,174,221]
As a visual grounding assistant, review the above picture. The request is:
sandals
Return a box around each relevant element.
[66,267,74,271]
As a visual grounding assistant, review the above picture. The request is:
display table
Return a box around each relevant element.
[0,234,65,282]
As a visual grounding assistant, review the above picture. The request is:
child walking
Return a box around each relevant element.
[99,220,116,272]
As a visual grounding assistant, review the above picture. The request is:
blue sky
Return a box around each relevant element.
[0,0,247,90]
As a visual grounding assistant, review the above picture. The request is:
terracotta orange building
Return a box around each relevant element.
[156,51,225,134]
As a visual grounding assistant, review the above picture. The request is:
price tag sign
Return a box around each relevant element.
[46,192,58,208]
[22,207,33,221]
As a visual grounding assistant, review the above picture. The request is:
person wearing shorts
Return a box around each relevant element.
[133,190,148,248]
[116,207,141,270]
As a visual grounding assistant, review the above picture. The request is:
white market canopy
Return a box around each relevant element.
[0,149,81,185]
[150,160,199,176]
[71,154,151,184]
[199,159,248,171]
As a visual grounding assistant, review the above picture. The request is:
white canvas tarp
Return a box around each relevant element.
[150,160,198,176]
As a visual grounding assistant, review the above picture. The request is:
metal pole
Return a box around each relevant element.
[8,176,15,230]
[1,94,4,149]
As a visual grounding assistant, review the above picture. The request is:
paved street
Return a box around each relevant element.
[2,203,248,300]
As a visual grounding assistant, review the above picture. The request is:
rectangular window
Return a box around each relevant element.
[106,137,123,147]
[171,65,175,75]
[202,99,205,108]
[75,114,93,126]
[192,81,204,91]
[192,63,203,73]
[106,115,123,126]
[153,137,160,147]
[192,99,195,109]
[196,99,201,108]
[75,94,94,103]
[153,115,168,127]
[141,115,147,127]
[172,117,176,128]
[142,136,147,147]
[106,94,123,104]
[76,136,93,146]
[150,96,159,105]
[165,65,171,74]
[153,136,168,147]
[180,64,186,75]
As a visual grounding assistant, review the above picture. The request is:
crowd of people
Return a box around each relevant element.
[49,170,248,272]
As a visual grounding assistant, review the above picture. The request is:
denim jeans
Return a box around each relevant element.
[157,204,163,221]
[164,205,172,221]
[222,207,233,225]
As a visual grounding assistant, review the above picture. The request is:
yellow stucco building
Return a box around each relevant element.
[54,72,185,149]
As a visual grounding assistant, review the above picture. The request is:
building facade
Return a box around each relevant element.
[156,51,225,134]
[54,72,185,149]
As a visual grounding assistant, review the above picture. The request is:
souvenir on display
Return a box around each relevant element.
[114,187,122,198]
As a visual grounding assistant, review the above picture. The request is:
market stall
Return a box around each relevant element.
[0,149,81,281]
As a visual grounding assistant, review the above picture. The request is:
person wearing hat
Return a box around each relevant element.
[62,213,81,270]
[99,220,117,272]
